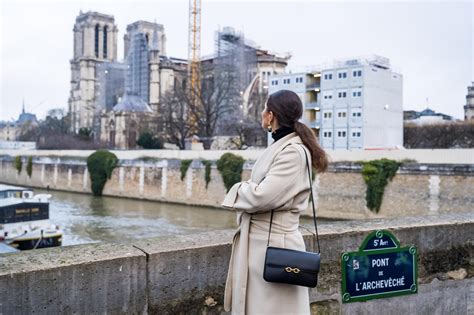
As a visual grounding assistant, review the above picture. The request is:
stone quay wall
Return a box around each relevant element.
[0,213,472,314]
[0,153,473,219]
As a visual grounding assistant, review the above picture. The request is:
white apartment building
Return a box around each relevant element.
[268,55,403,149]
[268,71,322,145]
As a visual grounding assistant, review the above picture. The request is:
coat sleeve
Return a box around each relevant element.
[221,144,305,213]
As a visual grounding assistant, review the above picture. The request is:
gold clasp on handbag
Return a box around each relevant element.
[285,267,301,274]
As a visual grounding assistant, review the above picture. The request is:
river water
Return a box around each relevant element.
[41,189,315,246]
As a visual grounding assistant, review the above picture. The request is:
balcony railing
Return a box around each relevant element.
[303,116,321,129]
[305,101,320,110]
[306,82,321,90]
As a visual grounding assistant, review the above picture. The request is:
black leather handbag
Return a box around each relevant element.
[263,143,321,288]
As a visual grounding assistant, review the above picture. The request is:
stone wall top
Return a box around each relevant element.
[0,213,472,314]
[1,147,473,164]
[0,240,146,276]
[1,212,471,275]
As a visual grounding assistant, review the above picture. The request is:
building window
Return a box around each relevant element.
[352,131,361,137]
[95,24,100,58]
[271,80,279,86]
[103,26,108,59]
[295,77,304,83]
[338,91,347,98]
[323,131,332,138]
[323,111,332,118]
[353,70,362,77]
[337,111,347,118]
[352,91,362,97]
[324,73,333,80]
[352,111,362,117]
[337,131,347,137]
[338,72,347,79]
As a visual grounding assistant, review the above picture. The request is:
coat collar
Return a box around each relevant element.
[251,132,302,183]
[269,131,302,150]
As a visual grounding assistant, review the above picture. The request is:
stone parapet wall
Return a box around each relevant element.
[0,213,472,314]
[0,155,473,219]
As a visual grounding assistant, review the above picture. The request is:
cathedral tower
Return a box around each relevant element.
[68,11,118,133]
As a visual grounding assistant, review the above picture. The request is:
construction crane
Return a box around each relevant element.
[188,0,201,104]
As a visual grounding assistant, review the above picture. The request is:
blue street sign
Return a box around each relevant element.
[341,230,418,303]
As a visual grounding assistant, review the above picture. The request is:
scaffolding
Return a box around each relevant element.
[125,32,150,102]
[214,27,258,135]
[96,62,127,112]
[215,27,258,97]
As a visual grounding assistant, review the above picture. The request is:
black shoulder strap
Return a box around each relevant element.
[266,143,321,254]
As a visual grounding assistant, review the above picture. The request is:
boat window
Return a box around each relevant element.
[0,203,49,224]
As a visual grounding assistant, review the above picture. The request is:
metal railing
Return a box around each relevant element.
[306,82,320,90]
[305,101,320,110]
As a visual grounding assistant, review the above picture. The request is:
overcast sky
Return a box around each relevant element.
[0,0,472,121]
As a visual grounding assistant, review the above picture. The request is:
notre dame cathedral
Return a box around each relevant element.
[68,11,188,149]
[68,11,289,149]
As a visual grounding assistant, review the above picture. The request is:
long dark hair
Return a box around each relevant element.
[266,89,329,173]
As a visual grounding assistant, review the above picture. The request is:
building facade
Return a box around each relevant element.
[0,121,18,141]
[68,11,118,134]
[69,11,187,149]
[464,82,474,121]
[69,13,289,149]
[0,103,38,141]
[269,55,403,150]
[268,71,321,128]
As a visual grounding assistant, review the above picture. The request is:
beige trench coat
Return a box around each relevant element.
[222,132,312,315]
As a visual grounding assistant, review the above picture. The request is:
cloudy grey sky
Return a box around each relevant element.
[0,0,472,121]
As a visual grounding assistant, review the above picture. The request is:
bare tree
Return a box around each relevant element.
[229,116,264,149]
[177,64,236,149]
[160,90,195,150]
[404,120,474,148]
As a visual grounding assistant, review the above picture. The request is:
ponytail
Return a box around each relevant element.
[294,121,329,173]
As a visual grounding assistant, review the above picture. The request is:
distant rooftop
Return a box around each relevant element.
[75,10,115,23]
[113,94,152,113]
[126,20,164,31]
[16,101,38,125]
[404,108,453,121]
[290,54,401,74]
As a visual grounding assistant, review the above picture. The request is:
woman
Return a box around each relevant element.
[222,89,329,314]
